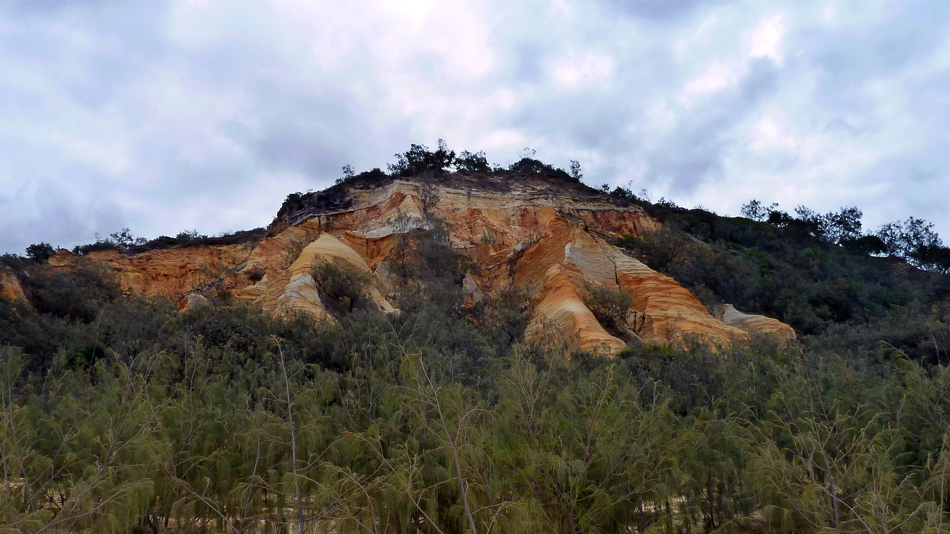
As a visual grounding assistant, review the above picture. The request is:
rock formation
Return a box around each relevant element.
[0,272,26,302]
[720,304,796,341]
[48,172,795,353]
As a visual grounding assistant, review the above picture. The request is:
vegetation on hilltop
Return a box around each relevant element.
[270,141,594,232]
[61,227,268,257]
[605,186,950,363]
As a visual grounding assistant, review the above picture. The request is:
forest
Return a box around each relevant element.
[1,149,950,533]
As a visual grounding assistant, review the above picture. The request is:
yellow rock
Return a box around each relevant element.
[0,272,26,302]
[720,304,796,341]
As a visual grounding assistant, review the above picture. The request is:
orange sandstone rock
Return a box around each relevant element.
[0,272,26,302]
[50,176,792,353]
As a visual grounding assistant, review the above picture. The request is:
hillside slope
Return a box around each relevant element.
[47,171,793,352]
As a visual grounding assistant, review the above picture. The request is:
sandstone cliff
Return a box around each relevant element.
[49,172,794,352]
[0,272,26,302]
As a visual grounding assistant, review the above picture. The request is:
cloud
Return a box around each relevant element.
[605,0,719,21]
[0,0,947,254]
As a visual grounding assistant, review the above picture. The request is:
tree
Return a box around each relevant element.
[569,160,582,181]
[420,182,440,216]
[876,217,945,268]
[741,200,778,222]
[24,243,55,264]
[824,206,864,244]
[841,235,888,256]
[582,283,632,335]
[109,228,137,249]
[388,140,456,177]
[336,164,356,185]
[456,151,490,173]
[311,260,371,316]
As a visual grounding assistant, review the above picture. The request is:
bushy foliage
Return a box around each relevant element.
[877,216,950,271]
[736,198,950,272]
[2,276,948,533]
[455,150,490,173]
[615,193,950,359]
[470,287,533,355]
[71,227,266,255]
[387,139,456,177]
[23,261,121,322]
[582,282,632,334]
[311,259,371,317]
[24,242,55,263]
[2,162,948,533]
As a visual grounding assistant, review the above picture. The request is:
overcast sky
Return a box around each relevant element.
[1,0,948,254]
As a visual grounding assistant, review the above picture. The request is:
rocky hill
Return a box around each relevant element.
[47,170,793,353]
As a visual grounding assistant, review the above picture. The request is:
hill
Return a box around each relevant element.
[0,144,948,533]
[23,164,798,354]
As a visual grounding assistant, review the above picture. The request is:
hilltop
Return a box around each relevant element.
[28,162,793,355]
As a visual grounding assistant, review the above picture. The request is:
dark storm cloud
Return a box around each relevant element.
[0,0,947,254]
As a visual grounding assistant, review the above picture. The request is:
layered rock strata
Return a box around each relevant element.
[48,174,794,353]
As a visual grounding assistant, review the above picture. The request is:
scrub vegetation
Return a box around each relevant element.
[1,148,949,533]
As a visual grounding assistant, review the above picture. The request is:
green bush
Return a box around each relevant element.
[582,283,632,334]
[311,260,371,317]
[25,262,121,322]
[25,242,56,263]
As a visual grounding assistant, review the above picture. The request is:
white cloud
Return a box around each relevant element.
[747,14,786,64]
[549,51,615,88]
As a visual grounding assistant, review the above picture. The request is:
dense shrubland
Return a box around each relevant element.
[608,188,950,365]
[2,207,950,534]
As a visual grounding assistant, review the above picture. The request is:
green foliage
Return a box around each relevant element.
[614,193,950,360]
[388,214,471,317]
[507,157,572,180]
[335,163,356,184]
[736,197,949,273]
[471,287,532,355]
[2,180,949,533]
[455,150,490,173]
[1,277,949,532]
[311,259,371,317]
[23,261,121,323]
[388,139,457,177]
[878,216,950,271]
[582,283,632,334]
[71,227,266,256]
[24,243,55,264]
[740,199,778,222]
[569,159,582,181]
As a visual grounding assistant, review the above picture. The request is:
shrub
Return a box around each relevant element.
[473,287,532,354]
[25,242,56,263]
[311,260,371,317]
[387,139,456,177]
[456,150,490,173]
[24,262,121,322]
[582,283,632,334]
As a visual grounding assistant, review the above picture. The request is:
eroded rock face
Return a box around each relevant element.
[50,174,795,353]
[720,304,796,341]
[179,292,211,311]
[50,245,251,299]
[0,272,26,302]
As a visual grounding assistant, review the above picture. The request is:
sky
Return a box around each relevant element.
[1,0,948,254]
